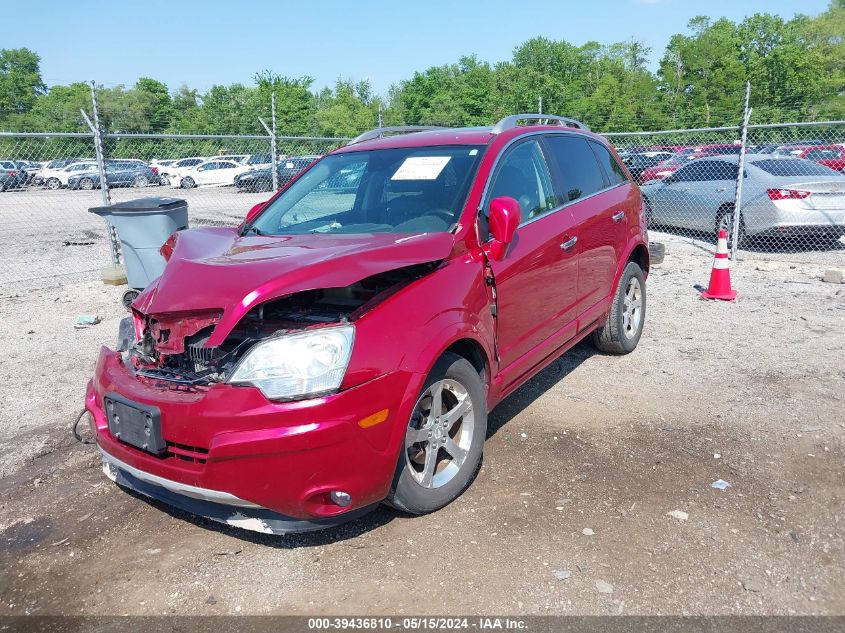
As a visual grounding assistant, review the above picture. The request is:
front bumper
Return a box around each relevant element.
[86,347,420,529]
[100,448,375,534]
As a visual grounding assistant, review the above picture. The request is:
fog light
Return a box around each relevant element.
[329,491,352,507]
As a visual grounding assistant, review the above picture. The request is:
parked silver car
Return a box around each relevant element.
[641,155,845,244]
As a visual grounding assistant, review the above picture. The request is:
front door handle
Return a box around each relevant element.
[611,211,625,223]
[560,236,577,251]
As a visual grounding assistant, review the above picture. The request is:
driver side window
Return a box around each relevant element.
[487,140,555,224]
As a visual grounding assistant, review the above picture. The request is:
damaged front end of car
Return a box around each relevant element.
[121,262,439,395]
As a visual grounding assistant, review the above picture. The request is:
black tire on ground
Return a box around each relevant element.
[591,261,646,355]
[386,352,487,515]
[47,178,60,190]
[79,178,95,191]
[116,315,135,352]
[133,175,149,188]
[181,176,195,189]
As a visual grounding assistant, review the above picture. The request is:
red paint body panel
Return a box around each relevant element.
[87,123,649,527]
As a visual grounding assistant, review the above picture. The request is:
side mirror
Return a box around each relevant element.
[486,196,521,261]
[244,201,267,224]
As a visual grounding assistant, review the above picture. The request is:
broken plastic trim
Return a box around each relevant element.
[127,262,441,388]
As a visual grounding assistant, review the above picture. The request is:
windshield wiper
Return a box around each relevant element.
[240,225,265,237]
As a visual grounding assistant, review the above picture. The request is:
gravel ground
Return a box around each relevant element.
[0,230,844,616]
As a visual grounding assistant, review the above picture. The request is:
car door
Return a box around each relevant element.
[483,138,580,378]
[196,162,219,185]
[648,162,707,229]
[216,161,241,185]
[543,135,624,315]
[687,160,739,232]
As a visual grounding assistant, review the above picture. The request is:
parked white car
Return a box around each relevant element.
[172,159,251,189]
[158,157,207,186]
[44,161,99,189]
[35,159,94,189]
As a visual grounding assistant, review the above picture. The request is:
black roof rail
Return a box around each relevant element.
[347,126,447,146]
[491,114,589,134]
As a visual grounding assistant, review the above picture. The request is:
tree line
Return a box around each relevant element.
[1,2,842,137]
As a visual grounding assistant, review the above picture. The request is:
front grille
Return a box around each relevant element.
[166,441,209,465]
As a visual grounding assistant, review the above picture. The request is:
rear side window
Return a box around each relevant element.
[589,141,629,186]
[752,159,840,177]
[544,135,606,203]
[674,160,738,182]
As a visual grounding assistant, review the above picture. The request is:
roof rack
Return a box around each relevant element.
[347,126,447,146]
[491,114,589,134]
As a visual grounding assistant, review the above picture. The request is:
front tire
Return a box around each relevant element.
[387,352,486,515]
[79,177,95,191]
[46,177,61,190]
[133,175,149,188]
[592,261,646,355]
[181,176,195,189]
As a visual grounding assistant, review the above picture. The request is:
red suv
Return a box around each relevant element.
[85,114,650,534]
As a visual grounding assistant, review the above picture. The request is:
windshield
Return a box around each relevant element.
[251,145,485,235]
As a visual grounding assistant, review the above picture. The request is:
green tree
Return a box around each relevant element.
[0,48,46,129]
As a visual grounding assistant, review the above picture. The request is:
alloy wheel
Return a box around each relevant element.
[622,277,642,339]
[405,379,474,489]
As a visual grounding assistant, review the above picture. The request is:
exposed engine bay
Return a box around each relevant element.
[123,263,437,387]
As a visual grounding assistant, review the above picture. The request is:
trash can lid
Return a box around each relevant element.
[89,197,187,216]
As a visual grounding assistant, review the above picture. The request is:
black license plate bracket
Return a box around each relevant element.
[104,393,166,456]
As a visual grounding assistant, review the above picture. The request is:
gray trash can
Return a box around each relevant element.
[89,197,188,308]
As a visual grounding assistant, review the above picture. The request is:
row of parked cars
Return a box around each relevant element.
[616,141,845,244]
[0,154,322,193]
[618,141,845,184]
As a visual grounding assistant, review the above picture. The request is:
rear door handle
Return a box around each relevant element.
[716,187,727,192]
[560,236,577,251]
[611,211,625,223]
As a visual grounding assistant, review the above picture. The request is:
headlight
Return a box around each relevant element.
[228,325,354,400]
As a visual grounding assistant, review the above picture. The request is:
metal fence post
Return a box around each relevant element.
[258,115,278,192]
[731,81,752,258]
[258,90,279,192]
[81,80,121,268]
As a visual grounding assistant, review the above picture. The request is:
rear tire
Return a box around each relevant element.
[716,206,746,247]
[133,175,149,188]
[46,177,60,190]
[386,352,486,515]
[79,178,95,191]
[592,261,646,355]
[181,176,195,189]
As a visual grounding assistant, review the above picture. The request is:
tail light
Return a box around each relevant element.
[160,232,178,261]
[767,188,811,201]
[151,167,158,174]
[8,171,16,177]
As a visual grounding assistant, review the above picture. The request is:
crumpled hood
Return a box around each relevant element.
[134,226,455,347]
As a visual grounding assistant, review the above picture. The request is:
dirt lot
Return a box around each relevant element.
[1,230,844,616]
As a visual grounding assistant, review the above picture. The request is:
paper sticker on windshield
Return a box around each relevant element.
[391,156,451,180]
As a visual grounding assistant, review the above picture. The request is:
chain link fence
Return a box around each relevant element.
[605,120,845,262]
[1,119,844,293]
[0,131,348,292]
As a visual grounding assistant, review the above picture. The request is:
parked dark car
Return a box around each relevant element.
[67,162,160,190]
[622,153,676,183]
[0,160,26,191]
[235,156,320,192]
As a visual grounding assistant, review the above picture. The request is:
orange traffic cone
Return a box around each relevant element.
[701,228,737,301]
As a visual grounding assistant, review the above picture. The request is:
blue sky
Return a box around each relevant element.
[11,0,832,95]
